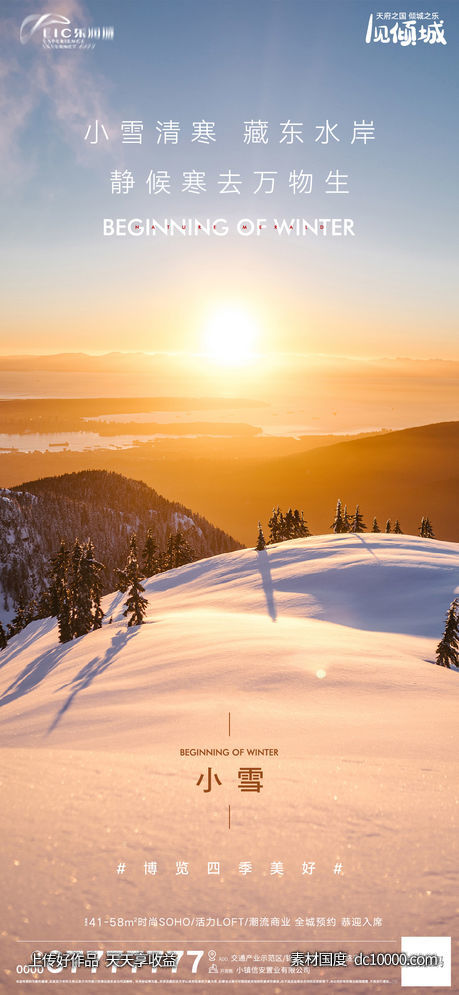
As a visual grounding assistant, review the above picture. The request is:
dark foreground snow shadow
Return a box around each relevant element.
[47,628,139,735]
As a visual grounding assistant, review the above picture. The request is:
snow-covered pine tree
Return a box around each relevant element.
[0,621,8,650]
[117,533,139,592]
[70,538,93,638]
[36,586,53,620]
[7,595,33,638]
[435,599,459,669]
[256,522,266,550]
[92,598,104,630]
[331,499,344,533]
[284,508,295,540]
[393,520,403,534]
[267,507,280,544]
[385,519,392,533]
[299,511,311,537]
[165,533,176,570]
[27,598,38,622]
[173,531,195,567]
[142,528,158,577]
[163,531,194,570]
[83,540,105,630]
[342,505,351,533]
[419,516,426,537]
[116,565,130,593]
[57,591,72,644]
[57,590,73,643]
[123,549,148,627]
[372,517,381,533]
[277,510,286,540]
[424,516,435,538]
[47,540,72,643]
[69,539,82,634]
[351,505,366,533]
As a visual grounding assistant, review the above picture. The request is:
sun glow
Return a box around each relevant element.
[204,307,259,365]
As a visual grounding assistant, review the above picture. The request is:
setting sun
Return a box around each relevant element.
[203,307,259,365]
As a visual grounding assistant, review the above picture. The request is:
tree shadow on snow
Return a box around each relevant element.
[256,549,277,621]
[0,640,75,708]
[0,619,56,673]
[47,628,139,735]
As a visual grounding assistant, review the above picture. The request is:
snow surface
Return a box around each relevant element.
[0,534,458,994]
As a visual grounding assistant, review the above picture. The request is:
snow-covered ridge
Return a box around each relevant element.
[0,533,457,750]
[119,532,458,637]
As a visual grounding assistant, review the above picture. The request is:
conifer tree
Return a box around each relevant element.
[162,531,194,570]
[57,590,73,644]
[165,533,176,571]
[142,528,158,577]
[70,539,92,638]
[268,507,281,544]
[256,522,266,550]
[8,595,33,638]
[123,548,148,627]
[289,509,311,539]
[424,516,435,538]
[277,509,285,540]
[173,531,195,567]
[385,519,392,534]
[393,520,403,534]
[47,540,72,643]
[284,508,295,540]
[435,599,459,669]
[83,540,105,630]
[0,621,8,650]
[69,539,82,633]
[372,517,381,533]
[36,586,53,620]
[156,549,167,573]
[342,505,351,533]
[351,505,366,533]
[27,598,38,622]
[117,566,130,593]
[92,596,104,630]
[299,511,311,537]
[331,499,344,533]
[117,533,140,592]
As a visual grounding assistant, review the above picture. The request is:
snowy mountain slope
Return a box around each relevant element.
[0,533,457,749]
[0,534,458,994]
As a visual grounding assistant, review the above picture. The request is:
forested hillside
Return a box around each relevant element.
[0,470,241,612]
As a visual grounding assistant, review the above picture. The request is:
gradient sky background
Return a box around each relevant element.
[1,0,458,358]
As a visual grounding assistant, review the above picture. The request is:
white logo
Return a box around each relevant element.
[20,13,70,45]
[19,12,114,49]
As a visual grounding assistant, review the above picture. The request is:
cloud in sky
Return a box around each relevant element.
[0,0,114,185]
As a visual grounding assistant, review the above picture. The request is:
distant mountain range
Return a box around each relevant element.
[0,470,242,614]
[130,420,457,545]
